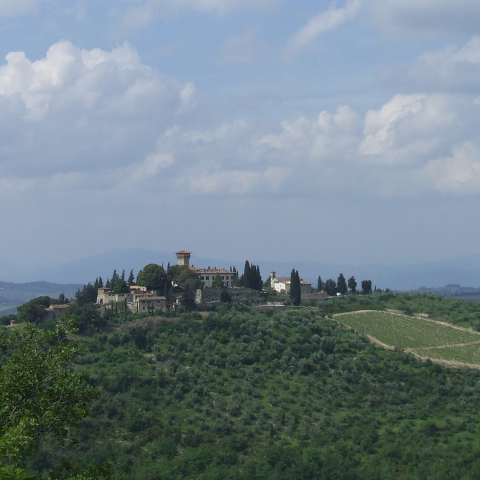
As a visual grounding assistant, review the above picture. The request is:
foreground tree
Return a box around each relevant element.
[0,318,110,479]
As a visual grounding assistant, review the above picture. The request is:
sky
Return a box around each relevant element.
[1,0,480,274]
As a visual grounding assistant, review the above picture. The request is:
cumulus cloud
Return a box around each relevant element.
[369,0,480,35]
[284,0,361,58]
[0,40,195,176]
[2,39,480,205]
[421,143,480,195]
[382,37,480,94]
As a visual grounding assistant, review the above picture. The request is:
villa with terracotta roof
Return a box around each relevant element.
[176,249,237,288]
[269,271,312,294]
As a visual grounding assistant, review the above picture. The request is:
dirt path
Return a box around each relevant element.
[409,340,480,351]
[366,335,396,351]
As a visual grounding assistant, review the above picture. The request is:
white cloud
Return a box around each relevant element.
[383,37,480,94]
[369,0,480,34]
[423,142,480,195]
[254,94,480,197]
[2,40,480,205]
[284,0,361,58]
[0,41,194,176]
[0,0,46,17]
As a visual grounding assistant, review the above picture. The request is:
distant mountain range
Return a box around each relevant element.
[3,248,480,292]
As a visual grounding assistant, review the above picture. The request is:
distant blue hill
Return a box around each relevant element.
[0,280,83,313]
[3,249,480,291]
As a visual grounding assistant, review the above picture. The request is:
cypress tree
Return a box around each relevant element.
[337,273,347,295]
[290,269,301,306]
[244,261,251,289]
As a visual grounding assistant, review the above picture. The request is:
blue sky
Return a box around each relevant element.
[1,0,480,274]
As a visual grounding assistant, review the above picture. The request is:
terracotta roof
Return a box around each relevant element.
[194,268,233,274]
[45,304,70,311]
[176,250,192,254]
[138,296,166,301]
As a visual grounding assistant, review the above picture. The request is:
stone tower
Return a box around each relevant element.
[176,250,192,267]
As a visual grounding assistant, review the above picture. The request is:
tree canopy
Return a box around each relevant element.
[16,297,52,324]
[348,276,357,294]
[137,264,167,293]
[0,319,108,479]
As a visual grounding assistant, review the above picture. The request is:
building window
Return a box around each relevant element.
[206,276,209,280]
[201,276,204,280]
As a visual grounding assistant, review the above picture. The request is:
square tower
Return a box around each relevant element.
[176,250,192,267]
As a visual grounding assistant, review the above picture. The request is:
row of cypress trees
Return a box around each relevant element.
[241,261,263,291]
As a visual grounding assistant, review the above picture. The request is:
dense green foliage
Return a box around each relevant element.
[136,264,167,293]
[16,296,53,324]
[0,319,108,479]
[21,305,480,479]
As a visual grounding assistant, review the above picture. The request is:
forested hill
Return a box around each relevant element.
[26,305,480,480]
[0,281,82,314]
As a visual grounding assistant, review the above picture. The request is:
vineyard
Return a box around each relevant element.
[334,310,480,367]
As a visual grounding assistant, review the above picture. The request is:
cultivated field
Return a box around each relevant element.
[334,310,480,368]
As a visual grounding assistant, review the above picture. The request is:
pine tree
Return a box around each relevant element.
[127,270,135,286]
[317,276,324,291]
[121,269,125,281]
[98,276,103,288]
[110,270,119,290]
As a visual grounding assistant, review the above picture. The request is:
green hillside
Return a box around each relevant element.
[335,310,480,367]
[21,306,480,480]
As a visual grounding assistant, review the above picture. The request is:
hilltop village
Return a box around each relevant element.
[5,249,372,327]
[70,250,317,319]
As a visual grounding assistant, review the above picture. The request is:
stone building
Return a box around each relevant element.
[269,271,312,294]
[44,304,70,321]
